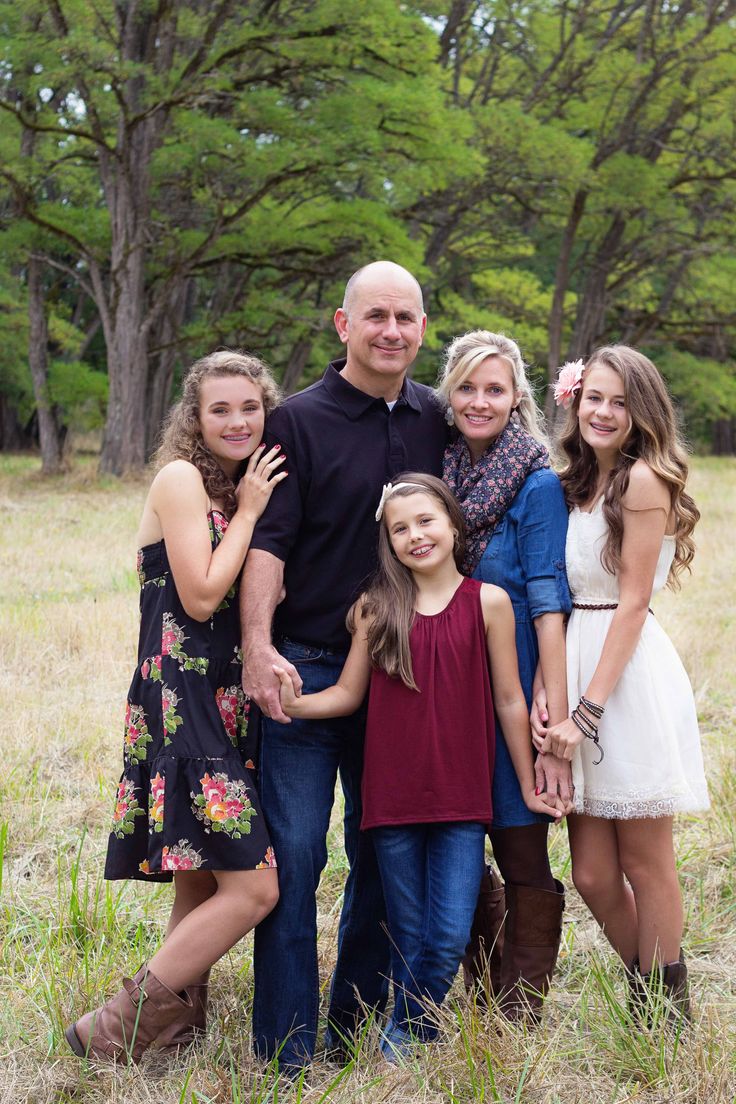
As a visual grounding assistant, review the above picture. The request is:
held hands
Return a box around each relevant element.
[242,643,301,724]
[272,665,301,719]
[534,753,575,816]
[524,786,564,820]
[235,444,287,522]
[540,716,584,761]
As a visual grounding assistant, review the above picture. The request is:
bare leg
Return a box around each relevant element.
[616,817,682,970]
[567,814,639,965]
[163,870,217,987]
[148,869,278,992]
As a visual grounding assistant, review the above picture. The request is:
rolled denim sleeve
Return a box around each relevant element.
[517,471,572,619]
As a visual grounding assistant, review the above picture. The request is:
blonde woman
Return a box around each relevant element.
[437,331,572,1022]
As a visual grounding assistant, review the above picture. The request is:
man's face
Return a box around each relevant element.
[334,272,426,389]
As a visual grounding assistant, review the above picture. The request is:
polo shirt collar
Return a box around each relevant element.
[324,358,423,420]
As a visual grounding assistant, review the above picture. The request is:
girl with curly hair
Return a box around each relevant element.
[66,350,286,1063]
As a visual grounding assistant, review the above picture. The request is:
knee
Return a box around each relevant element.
[572,859,621,906]
[250,876,280,923]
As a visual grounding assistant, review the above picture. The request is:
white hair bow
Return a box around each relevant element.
[374,481,426,522]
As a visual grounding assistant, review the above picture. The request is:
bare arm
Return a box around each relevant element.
[542,462,670,760]
[240,549,302,723]
[481,585,563,819]
[148,450,285,622]
[274,606,372,720]
[532,613,574,807]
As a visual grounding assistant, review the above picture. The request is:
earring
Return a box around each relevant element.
[445,408,455,426]
[511,407,520,424]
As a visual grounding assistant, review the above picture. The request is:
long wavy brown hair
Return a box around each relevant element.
[349,473,466,690]
[558,345,699,588]
[154,350,281,518]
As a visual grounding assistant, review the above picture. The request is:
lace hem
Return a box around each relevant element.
[574,787,710,820]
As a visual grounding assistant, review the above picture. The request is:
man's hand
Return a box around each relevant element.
[243,642,302,724]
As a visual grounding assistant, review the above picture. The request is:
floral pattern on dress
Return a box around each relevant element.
[161,684,183,744]
[215,685,248,746]
[149,772,165,833]
[209,512,229,543]
[137,549,166,588]
[214,584,236,613]
[124,703,152,764]
[162,612,209,675]
[161,840,204,871]
[112,779,144,838]
[256,846,277,869]
[191,772,256,838]
[141,655,162,682]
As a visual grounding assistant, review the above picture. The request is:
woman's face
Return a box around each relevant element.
[450,356,520,460]
[577,363,631,459]
[198,375,265,476]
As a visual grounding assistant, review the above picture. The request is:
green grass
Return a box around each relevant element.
[1,453,735,1104]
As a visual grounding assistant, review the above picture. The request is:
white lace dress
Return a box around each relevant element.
[565,498,709,819]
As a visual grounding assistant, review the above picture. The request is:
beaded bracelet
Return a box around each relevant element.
[580,694,605,719]
[571,706,605,765]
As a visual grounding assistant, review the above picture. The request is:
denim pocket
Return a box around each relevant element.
[482,517,507,560]
[278,637,326,664]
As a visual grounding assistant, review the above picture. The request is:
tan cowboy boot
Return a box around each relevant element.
[65,964,193,1063]
[153,980,209,1054]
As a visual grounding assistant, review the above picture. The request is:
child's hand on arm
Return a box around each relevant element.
[273,665,302,718]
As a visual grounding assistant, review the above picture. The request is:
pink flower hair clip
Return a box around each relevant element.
[553,359,585,408]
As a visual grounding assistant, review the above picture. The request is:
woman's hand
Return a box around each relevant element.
[236,444,287,521]
[530,686,549,751]
[524,786,563,820]
[535,752,575,816]
[540,716,584,761]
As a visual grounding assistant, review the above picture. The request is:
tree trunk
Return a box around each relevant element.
[145,278,191,458]
[569,213,626,359]
[282,337,313,394]
[545,188,588,420]
[27,255,63,473]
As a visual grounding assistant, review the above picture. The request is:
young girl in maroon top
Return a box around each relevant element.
[274,472,561,1060]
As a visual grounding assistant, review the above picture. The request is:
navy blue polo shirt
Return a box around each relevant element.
[250,358,448,651]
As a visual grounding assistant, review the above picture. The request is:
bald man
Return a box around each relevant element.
[241,262,447,1070]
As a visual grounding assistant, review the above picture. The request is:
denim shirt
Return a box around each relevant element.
[472,468,572,703]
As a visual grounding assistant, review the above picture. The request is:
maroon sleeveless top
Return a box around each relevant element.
[361,576,495,830]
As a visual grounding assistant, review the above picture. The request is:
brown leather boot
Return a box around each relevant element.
[153,981,209,1054]
[65,964,194,1063]
[498,879,564,1025]
[462,865,506,1006]
[638,950,691,1026]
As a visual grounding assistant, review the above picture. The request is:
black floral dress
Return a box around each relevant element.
[104,511,276,882]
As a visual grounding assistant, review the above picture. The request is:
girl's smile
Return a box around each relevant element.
[199,376,266,476]
[578,364,631,459]
[384,492,457,572]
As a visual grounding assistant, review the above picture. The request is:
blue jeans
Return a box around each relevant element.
[372,821,486,1057]
[252,639,390,1069]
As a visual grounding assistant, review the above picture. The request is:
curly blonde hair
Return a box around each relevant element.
[558,345,699,589]
[154,350,281,518]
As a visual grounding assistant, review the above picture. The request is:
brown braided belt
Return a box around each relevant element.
[572,601,653,614]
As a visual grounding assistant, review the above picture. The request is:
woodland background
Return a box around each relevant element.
[2,0,736,475]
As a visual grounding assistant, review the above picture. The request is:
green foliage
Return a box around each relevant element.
[659,350,736,450]
[1,0,735,455]
[48,361,108,432]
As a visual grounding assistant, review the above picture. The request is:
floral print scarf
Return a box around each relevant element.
[443,420,550,576]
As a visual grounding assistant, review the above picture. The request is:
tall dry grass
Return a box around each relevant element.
[1,455,734,1104]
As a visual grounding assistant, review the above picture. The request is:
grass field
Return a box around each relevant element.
[1,454,734,1104]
